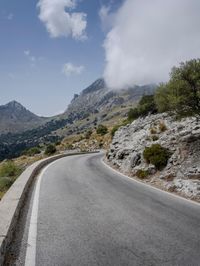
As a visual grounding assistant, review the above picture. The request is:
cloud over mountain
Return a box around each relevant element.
[103,0,200,89]
[37,0,87,40]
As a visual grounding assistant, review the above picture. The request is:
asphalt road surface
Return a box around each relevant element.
[7,153,200,266]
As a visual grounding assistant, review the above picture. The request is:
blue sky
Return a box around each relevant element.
[0,0,121,116]
[1,0,200,116]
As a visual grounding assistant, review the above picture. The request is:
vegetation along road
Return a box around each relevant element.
[7,153,200,266]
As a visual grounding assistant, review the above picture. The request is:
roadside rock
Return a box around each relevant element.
[107,113,200,200]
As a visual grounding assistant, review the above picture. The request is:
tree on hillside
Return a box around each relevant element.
[96,124,108,136]
[155,59,200,116]
[45,144,56,155]
[127,95,157,122]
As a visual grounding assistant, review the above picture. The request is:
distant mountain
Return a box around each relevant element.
[0,101,48,134]
[0,79,157,161]
[61,78,156,123]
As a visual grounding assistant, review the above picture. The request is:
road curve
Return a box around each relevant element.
[10,153,200,265]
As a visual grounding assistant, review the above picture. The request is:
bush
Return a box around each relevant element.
[96,124,108,136]
[85,129,92,139]
[138,95,157,116]
[143,144,171,170]
[136,169,149,179]
[127,95,157,122]
[111,125,121,138]
[45,144,56,155]
[55,140,61,146]
[24,147,41,156]
[0,161,22,177]
[128,108,139,121]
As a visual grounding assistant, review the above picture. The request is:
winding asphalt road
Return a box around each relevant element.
[9,153,200,266]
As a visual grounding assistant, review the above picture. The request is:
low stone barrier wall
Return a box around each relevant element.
[0,152,97,265]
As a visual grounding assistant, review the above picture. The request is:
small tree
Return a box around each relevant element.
[138,95,157,116]
[45,144,56,155]
[128,95,157,122]
[128,108,139,121]
[155,59,200,116]
[170,59,200,113]
[96,125,108,136]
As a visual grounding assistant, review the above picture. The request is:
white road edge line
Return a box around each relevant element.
[24,160,60,266]
[101,157,200,207]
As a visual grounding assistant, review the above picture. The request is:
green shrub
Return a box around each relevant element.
[127,95,158,122]
[24,147,41,156]
[45,144,56,155]
[138,95,157,116]
[55,140,61,146]
[96,124,108,136]
[143,144,171,170]
[128,108,139,121]
[0,161,22,178]
[136,169,149,179]
[99,142,104,148]
[111,125,121,138]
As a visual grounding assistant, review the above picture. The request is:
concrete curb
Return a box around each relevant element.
[0,152,97,264]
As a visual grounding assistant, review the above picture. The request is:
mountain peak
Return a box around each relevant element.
[5,100,25,110]
[82,78,106,95]
[0,100,46,134]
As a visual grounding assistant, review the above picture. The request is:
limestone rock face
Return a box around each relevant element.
[107,113,200,198]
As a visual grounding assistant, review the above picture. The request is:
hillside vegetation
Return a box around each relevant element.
[107,59,200,202]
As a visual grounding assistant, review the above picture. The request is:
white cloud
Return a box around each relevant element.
[99,5,112,31]
[103,0,200,89]
[62,62,84,76]
[37,0,87,40]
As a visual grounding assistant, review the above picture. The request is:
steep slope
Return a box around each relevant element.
[0,79,156,161]
[0,101,48,134]
[107,113,200,201]
[63,78,156,121]
[57,78,156,136]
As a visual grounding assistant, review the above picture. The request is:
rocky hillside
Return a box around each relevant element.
[63,78,155,121]
[0,101,47,134]
[57,78,156,136]
[107,113,200,201]
[0,79,155,161]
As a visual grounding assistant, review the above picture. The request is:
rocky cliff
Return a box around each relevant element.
[107,113,200,201]
[62,78,156,122]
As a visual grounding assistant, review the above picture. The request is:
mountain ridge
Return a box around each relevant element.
[0,100,48,134]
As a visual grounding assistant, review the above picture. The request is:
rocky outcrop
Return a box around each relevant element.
[107,113,200,200]
[62,78,156,122]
